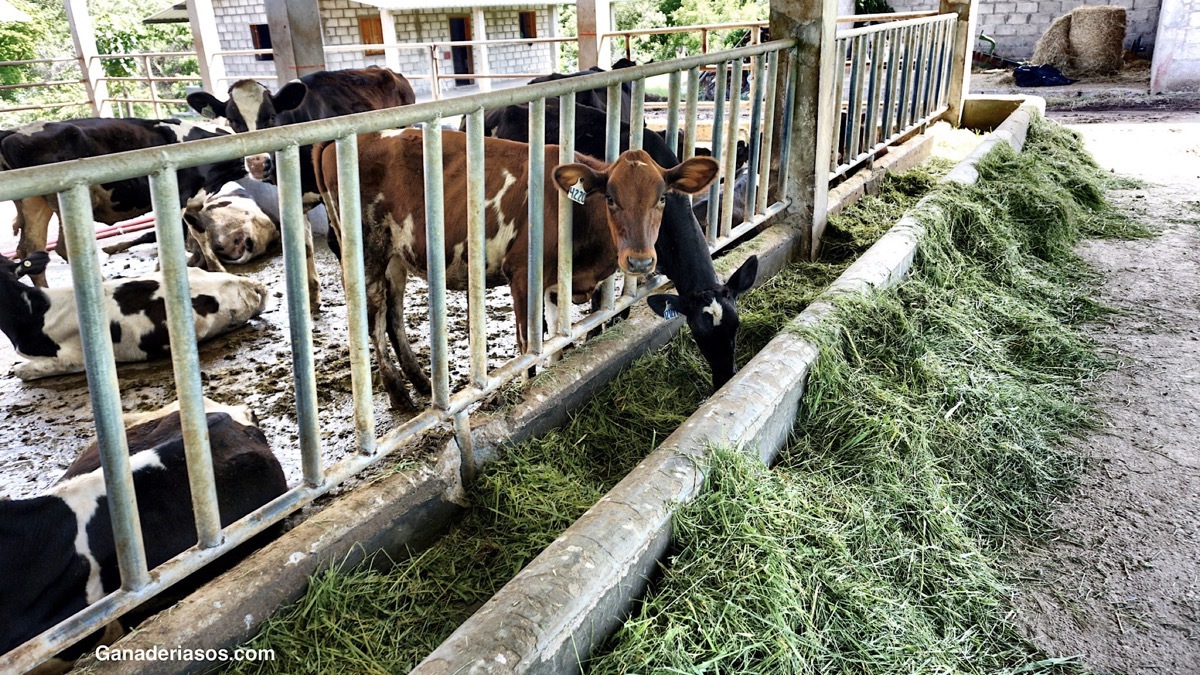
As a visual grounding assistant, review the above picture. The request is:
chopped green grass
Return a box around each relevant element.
[585,116,1147,674]
[225,159,950,673]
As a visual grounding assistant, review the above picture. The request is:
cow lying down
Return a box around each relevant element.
[0,398,287,672]
[0,251,267,380]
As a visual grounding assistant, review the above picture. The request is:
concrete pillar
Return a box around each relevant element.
[769,0,838,261]
[837,0,855,17]
[940,0,978,127]
[576,0,611,69]
[1151,0,1200,93]
[187,0,227,92]
[381,9,402,73]
[472,7,492,92]
[64,0,111,117]
[265,0,327,83]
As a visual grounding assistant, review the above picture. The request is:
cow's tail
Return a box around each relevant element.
[311,140,343,256]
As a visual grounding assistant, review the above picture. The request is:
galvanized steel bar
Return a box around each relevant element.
[831,38,848,172]
[422,122,452,408]
[465,109,490,389]
[756,49,779,215]
[835,11,952,39]
[557,93,575,338]
[601,83,621,312]
[453,410,476,484]
[527,99,546,356]
[910,24,928,124]
[334,133,377,455]
[148,168,221,548]
[881,29,901,140]
[864,31,885,153]
[897,26,915,132]
[684,66,699,160]
[706,59,728,245]
[778,50,798,202]
[629,78,645,151]
[665,70,681,159]
[276,145,323,485]
[58,184,152,592]
[719,57,743,238]
[743,52,765,219]
[846,35,866,163]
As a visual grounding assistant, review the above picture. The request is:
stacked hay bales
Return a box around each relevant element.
[1030,5,1126,76]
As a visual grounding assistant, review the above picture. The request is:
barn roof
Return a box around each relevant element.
[144,0,187,24]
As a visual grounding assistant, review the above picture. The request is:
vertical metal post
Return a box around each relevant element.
[453,410,476,485]
[744,53,766,219]
[830,38,847,172]
[910,24,928,124]
[666,70,681,160]
[58,184,149,589]
[719,57,742,238]
[527,100,546,355]
[846,35,866,164]
[777,51,798,205]
[422,123,451,409]
[557,93,575,338]
[940,0,977,126]
[897,26,915,131]
[276,145,323,486]
[684,67,699,160]
[149,168,222,548]
[881,28,901,140]
[600,83,621,312]
[756,50,779,214]
[430,46,442,101]
[865,31,885,152]
[335,133,376,455]
[465,109,490,389]
[143,55,162,119]
[629,78,645,150]
[706,59,728,245]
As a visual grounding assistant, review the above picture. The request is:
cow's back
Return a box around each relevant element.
[284,67,416,125]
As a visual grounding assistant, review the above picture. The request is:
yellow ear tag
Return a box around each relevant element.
[568,179,587,205]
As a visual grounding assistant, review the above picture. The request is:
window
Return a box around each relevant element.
[250,24,273,61]
[360,16,384,56]
[519,11,537,40]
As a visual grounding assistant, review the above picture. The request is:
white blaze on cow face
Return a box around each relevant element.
[230,81,269,132]
[702,298,724,327]
[49,450,166,603]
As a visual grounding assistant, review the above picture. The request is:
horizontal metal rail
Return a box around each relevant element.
[0,38,798,673]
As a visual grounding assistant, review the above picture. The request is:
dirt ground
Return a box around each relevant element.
[1011,108,1200,672]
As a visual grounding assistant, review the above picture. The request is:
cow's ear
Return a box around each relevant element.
[665,156,720,194]
[273,81,308,114]
[647,293,684,320]
[15,251,50,278]
[183,199,206,233]
[725,255,758,298]
[553,163,606,198]
[187,92,226,120]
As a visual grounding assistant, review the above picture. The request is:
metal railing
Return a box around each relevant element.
[0,39,799,673]
[830,12,957,180]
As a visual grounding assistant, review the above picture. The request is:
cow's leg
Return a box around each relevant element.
[510,273,529,356]
[304,223,320,314]
[15,196,55,287]
[383,261,431,395]
[13,354,82,380]
[183,223,227,274]
[367,274,416,411]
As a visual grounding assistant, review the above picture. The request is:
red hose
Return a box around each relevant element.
[2,214,158,258]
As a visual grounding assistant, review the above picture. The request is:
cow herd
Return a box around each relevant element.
[0,62,764,667]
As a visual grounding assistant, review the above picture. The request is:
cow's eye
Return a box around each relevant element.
[605,194,615,207]
[658,194,667,205]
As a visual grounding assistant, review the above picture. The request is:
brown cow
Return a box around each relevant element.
[314,129,719,410]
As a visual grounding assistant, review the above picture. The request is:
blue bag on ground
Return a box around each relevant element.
[1013,64,1078,87]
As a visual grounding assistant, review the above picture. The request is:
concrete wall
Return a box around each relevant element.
[885,0,1162,59]
[1150,0,1200,91]
[213,0,556,93]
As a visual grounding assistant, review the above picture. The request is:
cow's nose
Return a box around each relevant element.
[626,256,655,275]
[245,237,254,253]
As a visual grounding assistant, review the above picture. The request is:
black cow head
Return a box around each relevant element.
[647,255,758,390]
[187,79,309,133]
[2,250,50,280]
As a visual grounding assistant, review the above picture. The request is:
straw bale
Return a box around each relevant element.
[1069,5,1125,75]
[1032,14,1073,71]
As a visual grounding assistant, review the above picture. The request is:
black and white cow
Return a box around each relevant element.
[0,398,287,671]
[487,100,759,389]
[0,251,267,380]
[0,118,249,285]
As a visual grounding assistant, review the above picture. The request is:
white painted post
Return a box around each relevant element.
[940,0,978,126]
[770,0,839,260]
[576,0,611,69]
[265,0,327,82]
[472,7,492,92]
[65,0,111,117]
[187,0,228,92]
[381,9,402,73]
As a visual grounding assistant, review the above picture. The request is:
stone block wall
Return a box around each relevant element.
[211,0,556,94]
[883,0,1162,59]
